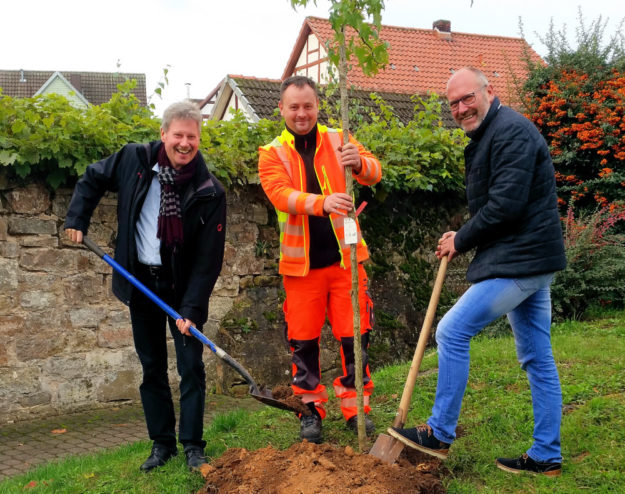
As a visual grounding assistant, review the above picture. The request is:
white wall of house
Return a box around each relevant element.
[39,78,89,109]
[295,33,329,83]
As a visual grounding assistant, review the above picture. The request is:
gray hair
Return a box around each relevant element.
[447,67,490,91]
[161,100,202,131]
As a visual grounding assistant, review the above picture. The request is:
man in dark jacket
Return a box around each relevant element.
[65,101,226,472]
[389,67,566,477]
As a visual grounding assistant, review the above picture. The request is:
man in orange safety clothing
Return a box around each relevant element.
[258,75,382,443]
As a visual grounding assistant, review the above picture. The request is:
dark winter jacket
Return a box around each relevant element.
[454,97,566,283]
[65,141,226,325]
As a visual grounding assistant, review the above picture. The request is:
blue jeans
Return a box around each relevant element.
[427,273,562,463]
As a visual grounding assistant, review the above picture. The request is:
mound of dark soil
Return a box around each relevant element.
[198,441,444,494]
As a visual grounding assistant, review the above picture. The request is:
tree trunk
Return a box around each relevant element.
[339,27,366,452]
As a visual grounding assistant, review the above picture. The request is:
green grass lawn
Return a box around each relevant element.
[1,310,623,493]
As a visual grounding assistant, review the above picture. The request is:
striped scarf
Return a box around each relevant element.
[156,145,198,249]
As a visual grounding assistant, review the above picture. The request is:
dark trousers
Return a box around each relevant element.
[129,265,206,450]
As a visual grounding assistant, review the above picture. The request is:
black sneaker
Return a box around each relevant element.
[346,415,375,435]
[300,414,322,443]
[387,424,450,459]
[184,446,207,471]
[139,444,178,472]
[496,453,561,477]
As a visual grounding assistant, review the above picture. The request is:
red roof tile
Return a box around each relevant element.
[284,17,542,107]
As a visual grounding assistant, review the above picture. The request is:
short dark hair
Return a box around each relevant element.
[280,76,318,101]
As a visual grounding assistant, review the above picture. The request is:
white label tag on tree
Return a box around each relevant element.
[343,217,358,245]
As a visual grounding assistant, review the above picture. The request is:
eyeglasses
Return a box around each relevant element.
[448,85,487,111]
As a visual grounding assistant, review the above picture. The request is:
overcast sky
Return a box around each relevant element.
[3,0,623,115]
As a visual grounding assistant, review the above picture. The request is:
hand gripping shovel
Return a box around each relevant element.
[83,236,299,414]
[369,256,448,463]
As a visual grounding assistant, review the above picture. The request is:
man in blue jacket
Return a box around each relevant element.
[389,67,566,476]
[65,101,226,472]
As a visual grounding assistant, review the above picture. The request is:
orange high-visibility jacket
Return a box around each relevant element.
[258,124,382,277]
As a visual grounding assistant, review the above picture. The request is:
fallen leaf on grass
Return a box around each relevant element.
[84,472,95,479]
[51,428,67,435]
[23,480,37,489]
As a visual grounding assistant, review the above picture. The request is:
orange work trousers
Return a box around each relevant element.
[283,262,374,420]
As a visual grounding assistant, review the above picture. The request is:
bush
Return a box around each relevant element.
[551,205,625,320]
[354,93,467,196]
[521,10,625,215]
[0,80,159,188]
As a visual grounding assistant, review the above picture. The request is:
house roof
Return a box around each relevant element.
[202,75,283,122]
[0,69,148,106]
[207,75,455,127]
[283,17,542,106]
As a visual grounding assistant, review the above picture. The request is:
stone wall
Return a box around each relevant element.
[0,181,288,422]
[0,180,468,423]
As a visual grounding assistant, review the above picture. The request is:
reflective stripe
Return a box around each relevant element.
[298,390,329,404]
[286,191,317,216]
[339,396,370,409]
[304,194,317,215]
[284,222,304,237]
[281,244,306,258]
[359,156,382,184]
[287,191,300,215]
[334,384,373,397]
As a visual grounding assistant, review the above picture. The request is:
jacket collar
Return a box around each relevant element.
[280,123,330,150]
[286,124,317,154]
[466,96,501,141]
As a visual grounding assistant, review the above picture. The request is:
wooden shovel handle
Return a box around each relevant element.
[392,256,448,428]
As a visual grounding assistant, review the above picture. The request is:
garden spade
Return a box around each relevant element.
[82,236,299,414]
[369,256,448,464]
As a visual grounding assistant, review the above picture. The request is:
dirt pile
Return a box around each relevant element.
[199,441,445,494]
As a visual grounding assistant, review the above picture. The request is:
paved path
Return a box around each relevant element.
[0,405,147,480]
[0,394,259,480]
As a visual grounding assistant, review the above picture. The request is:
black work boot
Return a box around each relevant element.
[496,453,562,476]
[184,445,207,471]
[139,444,178,472]
[299,402,322,444]
[346,415,375,435]
[388,424,450,459]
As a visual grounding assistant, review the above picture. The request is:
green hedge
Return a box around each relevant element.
[0,83,466,194]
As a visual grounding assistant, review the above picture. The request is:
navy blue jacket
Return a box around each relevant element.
[65,141,226,325]
[454,97,566,283]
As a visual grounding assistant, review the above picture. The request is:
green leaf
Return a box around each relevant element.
[0,150,18,165]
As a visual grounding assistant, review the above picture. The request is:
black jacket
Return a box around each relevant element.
[454,97,566,283]
[65,141,226,325]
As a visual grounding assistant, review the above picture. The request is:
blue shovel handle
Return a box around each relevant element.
[82,236,261,394]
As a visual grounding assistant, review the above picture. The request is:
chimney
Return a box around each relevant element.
[433,19,451,32]
[433,19,452,40]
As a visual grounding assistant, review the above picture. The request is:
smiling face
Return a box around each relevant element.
[279,83,319,135]
[447,69,495,133]
[160,118,200,170]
